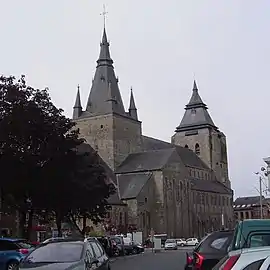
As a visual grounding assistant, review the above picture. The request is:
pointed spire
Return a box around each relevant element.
[175,80,217,132]
[86,27,125,116]
[97,28,113,66]
[129,87,138,120]
[73,84,82,119]
[193,79,198,91]
[186,80,205,108]
[129,87,136,110]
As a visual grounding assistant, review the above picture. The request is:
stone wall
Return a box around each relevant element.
[192,190,234,237]
[171,127,230,187]
[75,114,115,170]
[172,128,211,169]
[74,113,142,172]
[162,159,191,238]
[113,114,142,168]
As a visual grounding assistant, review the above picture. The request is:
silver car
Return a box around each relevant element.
[164,239,177,250]
[213,246,270,269]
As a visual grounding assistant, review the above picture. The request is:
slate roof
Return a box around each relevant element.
[234,196,263,206]
[118,173,152,199]
[175,80,217,132]
[77,28,126,117]
[142,136,209,170]
[107,192,126,205]
[116,148,175,173]
[191,179,232,194]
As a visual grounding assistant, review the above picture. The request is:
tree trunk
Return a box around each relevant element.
[26,210,33,240]
[69,215,83,235]
[56,212,62,237]
[18,211,26,238]
[82,215,87,236]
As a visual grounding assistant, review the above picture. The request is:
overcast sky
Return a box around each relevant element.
[1,0,270,198]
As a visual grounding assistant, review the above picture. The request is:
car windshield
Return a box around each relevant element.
[24,242,83,263]
[112,238,121,244]
[15,240,34,249]
[166,239,175,243]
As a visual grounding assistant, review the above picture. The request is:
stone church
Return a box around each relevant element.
[72,27,234,239]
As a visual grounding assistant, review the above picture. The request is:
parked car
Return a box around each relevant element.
[177,239,186,247]
[190,230,234,269]
[186,238,199,246]
[185,251,194,270]
[96,237,114,257]
[110,236,125,256]
[213,246,270,270]
[164,239,177,250]
[20,238,111,270]
[255,253,270,269]
[0,238,34,270]
[229,219,270,251]
[123,241,144,255]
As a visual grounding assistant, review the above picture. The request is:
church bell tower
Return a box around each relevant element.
[171,80,231,188]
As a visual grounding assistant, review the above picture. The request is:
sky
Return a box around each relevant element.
[1,0,270,198]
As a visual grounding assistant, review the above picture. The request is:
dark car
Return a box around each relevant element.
[110,236,125,256]
[124,241,144,255]
[185,251,194,270]
[19,238,111,270]
[97,237,114,257]
[0,238,34,270]
[187,230,234,270]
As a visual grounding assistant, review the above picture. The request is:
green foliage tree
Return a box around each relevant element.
[0,75,115,237]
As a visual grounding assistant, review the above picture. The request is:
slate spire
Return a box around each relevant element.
[86,27,125,116]
[128,87,138,120]
[73,84,82,119]
[175,80,217,132]
[186,80,205,107]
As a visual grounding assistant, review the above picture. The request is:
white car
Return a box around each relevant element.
[176,239,186,247]
[258,255,270,269]
[213,246,270,269]
[186,238,199,246]
[164,239,178,250]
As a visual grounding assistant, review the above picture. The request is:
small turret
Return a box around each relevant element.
[73,85,82,119]
[128,87,138,120]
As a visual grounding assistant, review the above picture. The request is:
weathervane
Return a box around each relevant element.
[100,4,108,28]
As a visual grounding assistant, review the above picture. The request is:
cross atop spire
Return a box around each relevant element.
[100,4,108,29]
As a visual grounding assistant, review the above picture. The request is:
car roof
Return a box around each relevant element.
[0,238,25,242]
[229,245,270,256]
[43,238,85,244]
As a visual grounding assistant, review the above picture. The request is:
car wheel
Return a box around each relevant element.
[7,261,19,270]
[132,248,137,255]
[181,243,184,247]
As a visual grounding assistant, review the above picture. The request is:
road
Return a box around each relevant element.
[111,248,191,270]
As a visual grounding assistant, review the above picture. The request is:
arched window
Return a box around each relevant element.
[195,143,200,155]
[185,144,189,149]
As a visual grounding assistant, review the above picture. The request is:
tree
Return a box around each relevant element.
[0,75,115,237]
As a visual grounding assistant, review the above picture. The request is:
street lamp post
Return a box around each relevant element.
[259,176,263,219]
[255,172,264,219]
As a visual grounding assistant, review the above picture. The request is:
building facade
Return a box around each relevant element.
[73,27,234,239]
[234,196,270,221]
